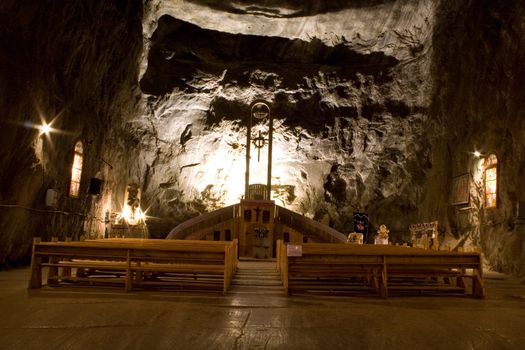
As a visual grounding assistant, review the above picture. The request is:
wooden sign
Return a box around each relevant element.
[409,221,438,250]
[287,244,303,257]
[451,174,469,205]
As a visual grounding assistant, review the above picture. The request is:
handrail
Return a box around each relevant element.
[166,204,239,239]
[165,202,347,244]
[275,205,347,243]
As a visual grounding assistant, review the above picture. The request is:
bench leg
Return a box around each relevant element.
[472,271,485,299]
[29,256,42,289]
[61,259,72,281]
[135,271,143,287]
[125,250,132,292]
[370,271,380,295]
[125,273,132,292]
[456,276,466,292]
[379,271,388,299]
[47,257,60,285]
[379,259,388,298]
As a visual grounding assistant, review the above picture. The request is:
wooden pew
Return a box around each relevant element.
[277,241,387,296]
[277,241,484,298]
[29,238,238,294]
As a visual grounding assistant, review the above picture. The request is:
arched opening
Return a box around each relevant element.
[69,141,83,198]
[484,153,498,208]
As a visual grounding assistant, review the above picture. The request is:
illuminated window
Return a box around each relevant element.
[484,154,498,208]
[69,141,83,198]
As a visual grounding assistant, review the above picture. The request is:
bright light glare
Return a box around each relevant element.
[118,204,147,225]
[473,151,481,158]
[40,122,52,135]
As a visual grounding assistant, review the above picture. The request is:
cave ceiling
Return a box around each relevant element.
[182,0,392,18]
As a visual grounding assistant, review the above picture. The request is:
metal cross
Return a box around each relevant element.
[252,131,266,162]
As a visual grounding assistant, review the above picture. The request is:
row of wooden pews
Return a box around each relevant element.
[29,238,238,294]
[276,241,484,298]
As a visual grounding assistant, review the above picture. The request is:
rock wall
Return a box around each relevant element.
[132,0,437,238]
[0,0,143,266]
[431,0,525,275]
[1,0,523,276]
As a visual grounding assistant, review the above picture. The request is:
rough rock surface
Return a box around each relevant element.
[131,0,435,237]
[1,0,524,276]
[0,0,143,265]
[430,1,525,275]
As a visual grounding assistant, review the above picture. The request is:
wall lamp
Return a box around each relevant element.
[39,122,52,136]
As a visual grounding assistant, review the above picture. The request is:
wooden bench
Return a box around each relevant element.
[29,238,238,294]
[276,241,484,298]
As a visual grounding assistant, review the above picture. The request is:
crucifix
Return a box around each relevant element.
[252,131,266,162]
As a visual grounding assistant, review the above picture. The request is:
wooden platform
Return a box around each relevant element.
[29,238,238,294]
[276,241,484,298]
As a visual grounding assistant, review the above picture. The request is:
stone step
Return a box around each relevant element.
[235,271,280,277]
[229,285,284,293]
[228,286,284,296]
[236,266,277,270]
[234,273,281,278]
[232,279,283,286]
[233,261,283,291]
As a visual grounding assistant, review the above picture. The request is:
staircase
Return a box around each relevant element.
[230,259,284,295]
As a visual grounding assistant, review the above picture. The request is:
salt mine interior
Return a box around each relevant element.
[1,0,525,349]
[2,0,525,274]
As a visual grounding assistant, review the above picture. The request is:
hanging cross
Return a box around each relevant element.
[252,131,266,162]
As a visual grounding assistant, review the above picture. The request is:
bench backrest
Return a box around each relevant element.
[33,239,237,265]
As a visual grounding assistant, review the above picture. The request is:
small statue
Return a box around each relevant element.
[346,232,364,244]
[374,224,390,245]
[378,224,389,238]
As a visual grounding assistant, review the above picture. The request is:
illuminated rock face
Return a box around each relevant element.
[133,0,436,235]
[2,0,524,276]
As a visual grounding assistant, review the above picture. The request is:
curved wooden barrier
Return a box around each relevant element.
[274,205,347,243]
[166,204,239,240]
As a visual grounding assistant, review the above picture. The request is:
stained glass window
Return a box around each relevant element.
[69,141,83,198]
[484,154,498,208]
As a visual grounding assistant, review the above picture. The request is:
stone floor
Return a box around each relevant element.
[1,264,525,350]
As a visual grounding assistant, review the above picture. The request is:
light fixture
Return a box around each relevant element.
[473,151,481,158]
[39,122,53,136]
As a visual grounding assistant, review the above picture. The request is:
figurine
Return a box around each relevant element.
[346,232,364,244]
[374,224,390,245]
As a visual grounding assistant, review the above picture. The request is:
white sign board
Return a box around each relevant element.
[287,244,303,257]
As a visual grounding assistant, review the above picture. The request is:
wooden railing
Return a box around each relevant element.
[166,204,239,240]
[275,205,347,243]
[29,238,238,294]
[276,239,288,294]
[276,241,484,298]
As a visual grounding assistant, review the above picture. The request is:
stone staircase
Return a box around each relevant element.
[230,258,284,295]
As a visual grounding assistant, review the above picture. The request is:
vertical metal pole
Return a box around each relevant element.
[245,111,252,199]
[267,110,273,201]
